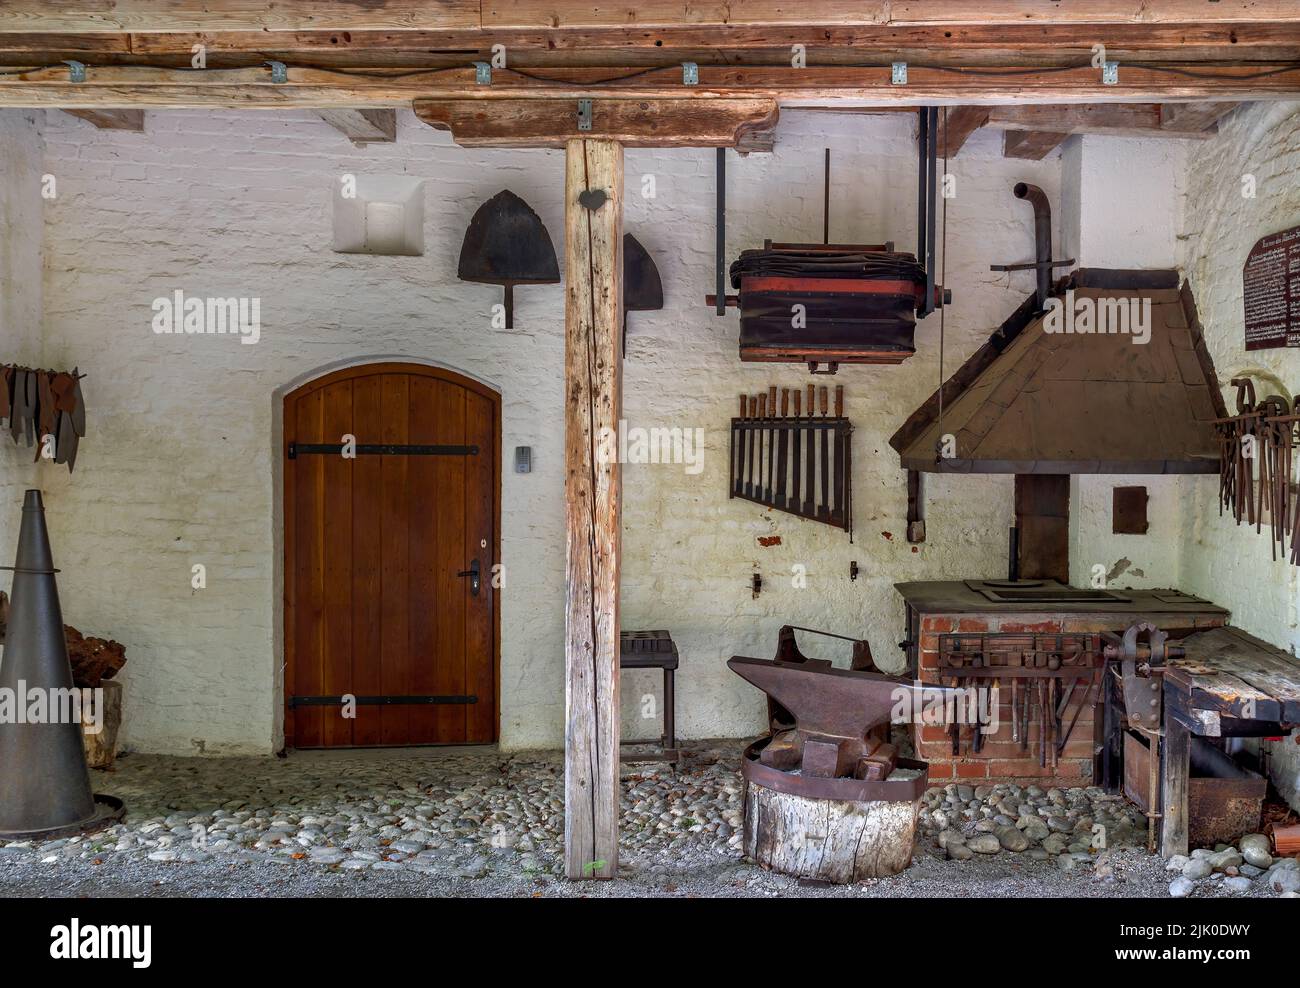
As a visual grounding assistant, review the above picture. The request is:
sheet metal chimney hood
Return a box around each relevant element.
[889,269,1227,475]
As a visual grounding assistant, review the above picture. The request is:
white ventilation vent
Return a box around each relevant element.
[332,175,424,256]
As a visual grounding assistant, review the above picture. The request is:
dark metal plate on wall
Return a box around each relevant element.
[1243,225,1300,350]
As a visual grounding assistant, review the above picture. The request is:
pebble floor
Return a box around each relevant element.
[0,745,1286,898]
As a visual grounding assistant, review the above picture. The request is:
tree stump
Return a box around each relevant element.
[743,779,919,883]
[82,679,122,770]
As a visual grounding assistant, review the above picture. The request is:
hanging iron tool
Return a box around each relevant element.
[457,190,560,329]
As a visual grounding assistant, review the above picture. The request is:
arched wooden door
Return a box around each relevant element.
[283,363,499,747]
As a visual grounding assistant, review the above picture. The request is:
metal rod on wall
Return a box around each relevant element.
[716,147,726,316]
[823,147,830,245]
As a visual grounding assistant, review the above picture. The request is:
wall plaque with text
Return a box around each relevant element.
[1243,225,1300,350]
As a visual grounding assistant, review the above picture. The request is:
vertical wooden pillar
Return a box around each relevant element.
[563,138,623,880]
[1160,715,1190,858]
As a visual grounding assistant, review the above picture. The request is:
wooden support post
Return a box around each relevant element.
[1161,714,1191,859]
[564,137,623,881]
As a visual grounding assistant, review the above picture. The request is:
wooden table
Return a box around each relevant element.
[1158,626,1300,856]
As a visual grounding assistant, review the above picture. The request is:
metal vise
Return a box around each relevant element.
[1101,621,1186,733]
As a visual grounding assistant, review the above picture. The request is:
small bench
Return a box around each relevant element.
[620,630,680,763]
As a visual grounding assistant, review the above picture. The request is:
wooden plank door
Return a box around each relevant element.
[284,363,498,747]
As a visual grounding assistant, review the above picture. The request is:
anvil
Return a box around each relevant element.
[728,655,936,781]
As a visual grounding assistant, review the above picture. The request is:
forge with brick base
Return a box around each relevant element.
[895,580,1227,788]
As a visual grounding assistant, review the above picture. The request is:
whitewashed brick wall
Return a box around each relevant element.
[4,106,1197,755]
[0,111,43,568]
[1180,101,1300,809]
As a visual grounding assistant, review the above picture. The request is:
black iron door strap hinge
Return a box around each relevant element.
[288,442,479,459]
[288,695,479,707]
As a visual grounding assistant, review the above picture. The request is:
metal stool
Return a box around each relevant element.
[620,630,680,763]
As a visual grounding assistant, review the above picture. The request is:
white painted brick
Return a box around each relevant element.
[3,105,1282,769]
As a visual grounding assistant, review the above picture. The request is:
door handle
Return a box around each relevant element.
[457,558,481,596]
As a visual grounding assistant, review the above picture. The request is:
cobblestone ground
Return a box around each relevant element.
[0,745,1293,898]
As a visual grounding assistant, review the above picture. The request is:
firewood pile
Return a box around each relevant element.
[0,591,126,689]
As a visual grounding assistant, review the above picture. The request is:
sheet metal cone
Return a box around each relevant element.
[0,490,121,839]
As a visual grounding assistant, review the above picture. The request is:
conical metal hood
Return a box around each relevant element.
[0,490,122,838]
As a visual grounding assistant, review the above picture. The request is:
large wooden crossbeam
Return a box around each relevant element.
[3,63,1300,108]
[5,1,1297,33]
[5,25,1300,70]
[413,97,777,148]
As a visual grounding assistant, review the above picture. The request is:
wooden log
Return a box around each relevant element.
[11,1,1300,35]
[5,63,1300,108]
[82,679,122,770]
[414,97,777,149]
[563,137,623,881]
[743,780,919,882]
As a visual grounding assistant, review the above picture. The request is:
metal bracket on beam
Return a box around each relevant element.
[474,61,492,85]
[264,60,287,84]
[63,60,86,83]
[577,98,593,132]
[1102,61,1119,86]
[892,62,908,86]
[682,62,699,86]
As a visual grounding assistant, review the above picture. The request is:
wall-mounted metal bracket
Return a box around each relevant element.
[1102,61,1119,86]
[682,62,699,86]
[892,62,908,86]
[474,61,492,85]
[577,98,593,131]
[63,60,86,83]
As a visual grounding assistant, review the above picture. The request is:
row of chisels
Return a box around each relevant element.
[729,384,853,536]
[1,364,87,472]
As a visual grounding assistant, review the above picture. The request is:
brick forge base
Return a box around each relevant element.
[913,613,1224,789]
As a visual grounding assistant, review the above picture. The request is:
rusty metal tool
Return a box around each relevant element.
[791,388,802,510]
[776,388,790,509]
[804,383,816,518]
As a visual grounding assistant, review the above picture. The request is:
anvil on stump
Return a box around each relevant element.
[728,655,904,781]
[729,635,966,883]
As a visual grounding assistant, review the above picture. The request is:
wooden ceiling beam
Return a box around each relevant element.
[61,108,144,130]
[1003,129,1070,159]
[413,98,777,149]
[6,1,1298,34]
[3,63,1299,107]
[0,22,1291,58]
[316,107,396,144]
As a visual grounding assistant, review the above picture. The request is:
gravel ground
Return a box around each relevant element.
[0,744,1292,898]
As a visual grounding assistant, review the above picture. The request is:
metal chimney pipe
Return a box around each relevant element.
[1013,182,1052,309]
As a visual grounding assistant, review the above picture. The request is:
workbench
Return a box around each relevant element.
[1106,625,1300,857]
